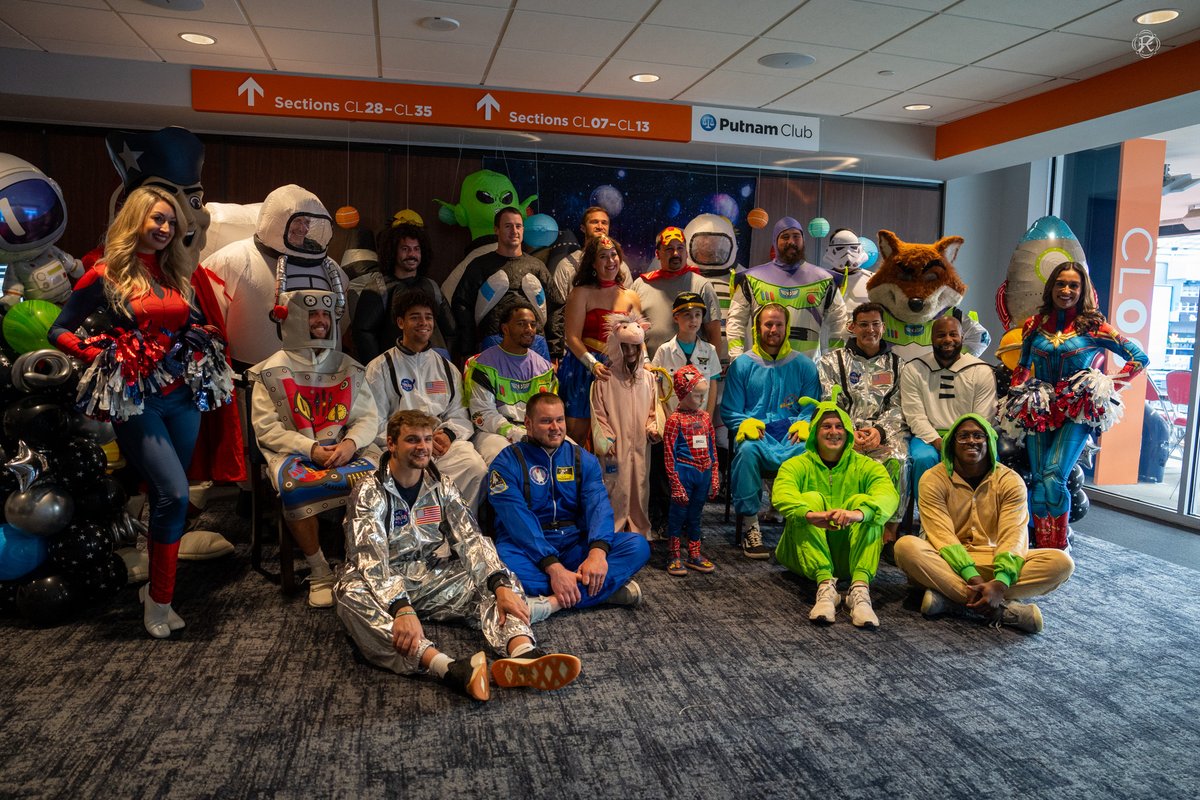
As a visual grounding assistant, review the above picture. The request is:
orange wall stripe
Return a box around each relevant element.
[936,40,1200,160]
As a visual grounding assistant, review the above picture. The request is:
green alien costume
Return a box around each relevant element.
[772,388,900,586]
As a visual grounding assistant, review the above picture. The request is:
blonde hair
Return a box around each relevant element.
[101,186,194,312]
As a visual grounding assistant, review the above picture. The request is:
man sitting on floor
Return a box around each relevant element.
[487,392,651,615]
[335,409,581,701]
[773,389,899,629]
[894,414,1074,633]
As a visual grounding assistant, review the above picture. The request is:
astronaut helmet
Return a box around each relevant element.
[0,154,67,260]
[822,227,868,274]
[256,184,334,263]
[279,289,339,352]
[683,213,736,271]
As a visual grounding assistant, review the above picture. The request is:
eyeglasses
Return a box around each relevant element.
[954,431,987,443]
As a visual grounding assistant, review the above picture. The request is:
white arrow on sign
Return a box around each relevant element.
[476,93,500,121]
[238,77,264,107]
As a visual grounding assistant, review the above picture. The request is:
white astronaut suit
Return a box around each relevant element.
[204,184,349,367]
[0,154,83,307]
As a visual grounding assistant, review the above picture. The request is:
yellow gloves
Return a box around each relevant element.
[788,419,810,442]
[735,418,765,443]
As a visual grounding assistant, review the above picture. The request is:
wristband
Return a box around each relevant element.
[395,610,417,618]
[583,353,600,373]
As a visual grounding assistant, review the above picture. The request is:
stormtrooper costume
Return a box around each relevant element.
[821,228,873,317]
[249,290,381,520]
[204,184,348,367]
[335,458,535,675]
[365,340,488,511]
[0,154,83,307]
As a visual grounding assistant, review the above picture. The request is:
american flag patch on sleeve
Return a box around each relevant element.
[414,505,442,525]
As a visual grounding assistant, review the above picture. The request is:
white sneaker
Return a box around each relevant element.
[308,574,335,608]
[846,583,879,629]
[1000,601,1043,633]
[920,589,949,618]
[527,595,556,624]
[809,579,840,624]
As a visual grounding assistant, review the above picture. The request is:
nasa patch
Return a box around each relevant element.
[400,377,416,392]
[849,370,862,385]
[555,466,574,482]
[529,466,549,486]
[489,470,508,494]
[393,507,410,527]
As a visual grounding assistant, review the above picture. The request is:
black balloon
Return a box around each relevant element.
[2,395,71,448]
[1066,464,1085,492]
[48,522,112,574]
[79,307,115,338]
[995,435,1019,464]
[74,552,127,601]
[4,483,75,537]
[73,475,128,522]
[16,574,79,625]
[1069,488,1090,522]
[51,438,108,490]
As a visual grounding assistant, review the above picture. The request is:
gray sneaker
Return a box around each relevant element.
[809,579,840,625]
[845,583,879,629]
[606,580,642,608]
[742,522,770,560]
[920,589,949,618]
[999,601,1044,633]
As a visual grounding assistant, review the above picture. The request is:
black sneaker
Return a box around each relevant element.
[492,648,581,691]
[742,522,770,559]
[442,651,490,701]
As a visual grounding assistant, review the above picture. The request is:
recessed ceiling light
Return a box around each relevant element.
[420,16,460,32]
[1135,9,1180,24]
[757,52,816,69]
[178,32,216,45]
[630,73,660,83]
[904,103,932,111]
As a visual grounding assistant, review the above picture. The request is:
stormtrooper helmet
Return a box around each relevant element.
[822,228,867,273]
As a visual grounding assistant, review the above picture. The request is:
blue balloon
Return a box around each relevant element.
[859,236,880,270]
[0,523,49,581]
[523,213,559,249]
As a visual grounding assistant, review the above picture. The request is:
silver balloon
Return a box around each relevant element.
[108,511,146,548]
[5,483,75,537]
[4,441,50,493]
[11,349,76,392]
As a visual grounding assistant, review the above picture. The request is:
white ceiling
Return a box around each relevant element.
[2,0,1199,123]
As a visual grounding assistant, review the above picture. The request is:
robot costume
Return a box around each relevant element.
[204,184,348,366]
[248,290,380,521]
[821,228,873,316]
[726,217,847,360]
[335,460,533,675]
[0,154,83,307]
[465,344,558,465]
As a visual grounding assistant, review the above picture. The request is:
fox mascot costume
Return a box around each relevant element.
[865,230,990,362]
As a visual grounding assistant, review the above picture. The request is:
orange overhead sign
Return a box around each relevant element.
[191,69,692,143]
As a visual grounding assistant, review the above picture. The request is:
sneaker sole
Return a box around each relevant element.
[465,651,491,701]
[684,561,715,573]
[742,550,770,560]
[492,653,581,691]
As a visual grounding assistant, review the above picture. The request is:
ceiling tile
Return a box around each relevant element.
[28,38,159,60]
[514,0,656,23]
[273,59,379,78]
[1,1,142,45]
[0,31,37,50]
[378,1,509,45]
[1164,27,1200,46]
[943,0,1111,29]
[848,110,936,124]
[155,48,272,70]
[1062,0,1200,41]
[381,38,490,80]
[722,37,862,77]
[1060,49,1146,80]
[487,48,602,91]
[119,14,265,56]
[677,70,807,107]
[818,53,959,91]
[911,66,1054,101]
[584,59,708,98]
[861,0,956,10]
[257,28,377,67]
[977,31,1133,76]
[767,0,932,50]
[241,0,373,36]
[644,0,801,36]
[501,11,634,57]
[856,90,981,119]
[107,0,248,25]
[875,14,1041,63]
[931,101,1003,122]
[20,0,107,8]
[991,76,1078,102]
[767,81,897,116]
[613,24,751,69]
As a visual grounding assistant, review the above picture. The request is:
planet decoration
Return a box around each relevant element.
[392,209,424,227]
[335,206,360,229]
[3,299,61,354]
[808,217,830,239]
[589,184,624,218]
[708,193,738,222]
[858,236,880,270]
[523,213,559,249]
[747,208,769,229]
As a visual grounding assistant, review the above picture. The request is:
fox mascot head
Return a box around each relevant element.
[866,231,966,324]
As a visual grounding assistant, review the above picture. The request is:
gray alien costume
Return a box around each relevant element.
[334,458,535,675]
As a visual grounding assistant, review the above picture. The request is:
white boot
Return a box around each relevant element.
[140,584,185,637]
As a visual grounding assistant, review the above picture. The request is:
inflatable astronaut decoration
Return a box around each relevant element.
[822,227,872,313]
[996,216,1089,331]
[0,154,83,307]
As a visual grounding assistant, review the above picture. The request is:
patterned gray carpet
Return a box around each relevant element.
[1,501,1197,799]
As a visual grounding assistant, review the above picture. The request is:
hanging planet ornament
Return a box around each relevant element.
[747,208,769,229]
[808,217,830,238]
[335,206,360,229]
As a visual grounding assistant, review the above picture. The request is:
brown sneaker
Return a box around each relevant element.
[492,649,581,691]
[442,651,491,701]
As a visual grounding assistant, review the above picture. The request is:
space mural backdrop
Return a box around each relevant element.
[484,156,756,272]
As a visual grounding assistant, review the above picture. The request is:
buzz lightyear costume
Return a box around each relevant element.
[335,457,535,675]
[0,154,83,307]
[465,344,558,465]
[721,305,821,517]
[248,289,380,520]
[772,391,900,587]
[726,217,847,360]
